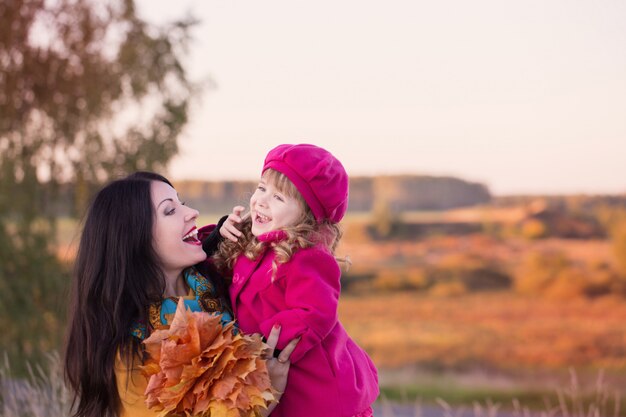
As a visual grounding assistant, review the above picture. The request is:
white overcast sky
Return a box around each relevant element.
[137,0,626,195]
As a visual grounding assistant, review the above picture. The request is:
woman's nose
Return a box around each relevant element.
[185,206,199,221]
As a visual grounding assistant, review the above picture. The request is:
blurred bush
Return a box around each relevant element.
[600,209,626,277]
[0,0,196,372]
[520,218,548,239]
[349,253,511,295]
[371,268,429,291]
[515,250,625,299]
[430,253,511,292]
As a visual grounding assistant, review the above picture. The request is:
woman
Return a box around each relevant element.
[64,172,296,417]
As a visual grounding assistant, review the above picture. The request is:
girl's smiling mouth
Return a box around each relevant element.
[255,212,271,224]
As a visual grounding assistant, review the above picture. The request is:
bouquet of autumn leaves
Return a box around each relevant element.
[141,299,278,417]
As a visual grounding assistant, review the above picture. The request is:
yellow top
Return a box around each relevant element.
[115,351,160,417]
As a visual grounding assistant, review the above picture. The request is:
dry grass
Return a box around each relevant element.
[375,369,623,417]
[0,353,73,417]
[2,355,622,417]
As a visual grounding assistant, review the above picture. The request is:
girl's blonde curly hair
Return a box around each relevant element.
[212,169,344,279]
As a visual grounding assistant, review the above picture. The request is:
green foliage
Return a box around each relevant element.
[0,0,196,371]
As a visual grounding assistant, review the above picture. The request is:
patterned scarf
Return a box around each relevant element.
[131,267,234,340]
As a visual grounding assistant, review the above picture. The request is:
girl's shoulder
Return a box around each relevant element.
[274,245,341,287]
[281,244,338,272]
[292,243,334,258]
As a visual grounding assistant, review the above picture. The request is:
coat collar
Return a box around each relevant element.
[256,230,287,243]
[229,230,292,310]
[229,232,286,312]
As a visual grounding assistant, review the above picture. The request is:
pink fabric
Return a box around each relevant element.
[229,233,379,417]
[353,406,374,417]
[262,144,349,223]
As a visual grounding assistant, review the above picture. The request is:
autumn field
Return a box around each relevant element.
[340,293,626,392]
[330,206,626,410]
[340,292,626,372]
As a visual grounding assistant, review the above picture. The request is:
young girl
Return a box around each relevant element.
[212,144,379,417]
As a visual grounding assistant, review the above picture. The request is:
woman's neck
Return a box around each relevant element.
[163,271,188,298]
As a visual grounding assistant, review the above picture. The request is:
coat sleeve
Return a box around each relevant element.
[198,215,228,256]
[258,247,340,363]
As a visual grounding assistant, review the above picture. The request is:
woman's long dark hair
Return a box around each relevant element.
[64,172,172,417]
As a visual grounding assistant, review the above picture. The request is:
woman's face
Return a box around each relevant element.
[249,175,305,236]
[151,180,206,280]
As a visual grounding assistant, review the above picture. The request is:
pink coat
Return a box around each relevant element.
[229,231,379,417]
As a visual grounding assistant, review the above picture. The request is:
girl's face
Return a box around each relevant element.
[151,181,206,280]
[250,174,305,236]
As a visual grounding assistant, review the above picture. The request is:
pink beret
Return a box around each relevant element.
[262,144,349,223]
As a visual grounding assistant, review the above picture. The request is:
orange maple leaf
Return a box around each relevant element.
[142,298,277,416]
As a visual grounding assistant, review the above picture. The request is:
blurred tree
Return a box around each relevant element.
[610,218,626,277]
[0,0,197,370]
[370,199,398,239]
[596,207,626,278]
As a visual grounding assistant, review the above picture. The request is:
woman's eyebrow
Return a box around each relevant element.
[157,198,174,209]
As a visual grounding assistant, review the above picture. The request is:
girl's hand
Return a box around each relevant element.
[261,325,299,416]
[219,206,247,242]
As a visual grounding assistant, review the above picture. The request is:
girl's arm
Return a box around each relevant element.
[200,205,248,255]
[198,215,229,256]
[219,205,247,242]
[258,247,341,363]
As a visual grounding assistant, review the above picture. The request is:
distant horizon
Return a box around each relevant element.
[168,172,626,198]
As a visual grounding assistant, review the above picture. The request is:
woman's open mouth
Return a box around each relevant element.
[182,227,201,245]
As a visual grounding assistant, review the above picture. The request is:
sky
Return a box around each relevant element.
[137,0,626,195]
